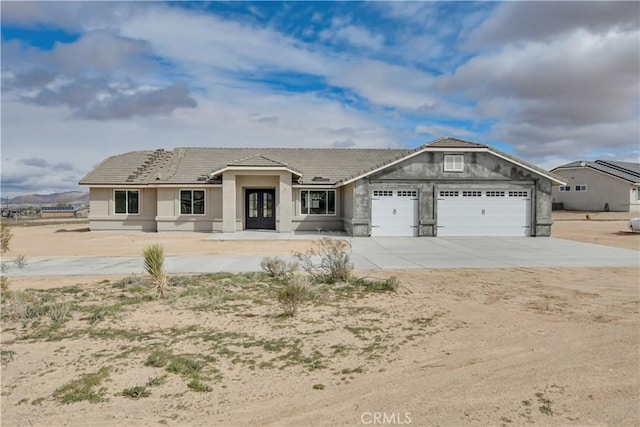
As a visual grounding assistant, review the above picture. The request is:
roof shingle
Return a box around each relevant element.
[79,137,563,186]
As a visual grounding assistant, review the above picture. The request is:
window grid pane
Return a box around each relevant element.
[309,191,327,215]
[327,191,335,214]
[115,191,126,214]
[180,191,192,215]
[193,191,205,215]
[248,193,258,218]
[128,191,139,214]
[263,192,273,218]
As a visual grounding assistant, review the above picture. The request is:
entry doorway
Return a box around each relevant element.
[245,189,276,230]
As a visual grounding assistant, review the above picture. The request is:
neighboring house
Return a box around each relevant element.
[79,137,565,237]
[40,206,76,218]
[551,160,640,212]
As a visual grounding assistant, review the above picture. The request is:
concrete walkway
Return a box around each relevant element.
[3,236,638,278]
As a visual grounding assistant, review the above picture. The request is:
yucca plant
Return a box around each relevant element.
[143,244,168,298]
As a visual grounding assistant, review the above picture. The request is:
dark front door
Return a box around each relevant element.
[245,189,276,230]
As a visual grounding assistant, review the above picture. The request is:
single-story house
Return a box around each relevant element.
[79,137,565,237]
[551,160,640,212]
[40,206,76,218]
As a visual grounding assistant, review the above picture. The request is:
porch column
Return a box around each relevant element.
[222,172,236,232]
[278,172,292,232]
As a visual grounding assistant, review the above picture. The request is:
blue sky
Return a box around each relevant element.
[1,1,639,197]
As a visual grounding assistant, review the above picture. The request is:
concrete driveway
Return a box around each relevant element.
[4,237,638,278]
[350,237,639,269]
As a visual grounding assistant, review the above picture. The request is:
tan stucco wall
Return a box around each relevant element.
[89,188,110,217]
[88,187,157,231]
[552,168,634,212]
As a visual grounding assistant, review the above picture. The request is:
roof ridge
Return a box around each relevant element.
[227,153,288,166]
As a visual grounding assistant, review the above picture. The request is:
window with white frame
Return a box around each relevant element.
[444,154,464,172]
[114,190,140,214]
[300,190,336,215]
[180,190,205,215]
[575,185,587,192]
[559,186,571,192]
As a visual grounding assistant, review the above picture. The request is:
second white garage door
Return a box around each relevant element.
[437,189,532,236]
[371,189,418,237]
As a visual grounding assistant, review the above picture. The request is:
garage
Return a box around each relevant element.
[371,189,418,236]
[437,189,532,236]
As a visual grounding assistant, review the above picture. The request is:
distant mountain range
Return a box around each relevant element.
[3,191,89,206]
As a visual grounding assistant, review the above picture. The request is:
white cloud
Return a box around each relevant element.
[415,124,476,139]
[467,1,639,48]
[319,16,385,50]
[330,59,437,111]
[0,1,145,32]
[440,25,639,159]
[119,6,334,77]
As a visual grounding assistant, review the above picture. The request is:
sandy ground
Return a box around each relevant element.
[1,214,639,426]
[551,211,640,251]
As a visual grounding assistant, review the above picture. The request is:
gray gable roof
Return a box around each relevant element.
[552,160,640,184]
[424,138,487,149]
[79,137,563,186]
[80,146,407,185]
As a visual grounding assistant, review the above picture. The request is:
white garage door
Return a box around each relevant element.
[437,189,531,236]
[371,189,418,237]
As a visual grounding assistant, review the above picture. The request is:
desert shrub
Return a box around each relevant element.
[48,303,72,328]
[187,377,212,392]
[14,254,26,269]
[121,385,150,399]
[145,350,170,367]
[166,356,203,376]
[293,238,353,283]
[1,263,9,291]
[53,367,110,404]
[1,291,48,323]
[0,222,12,253]
[143,244,168,298]
[277,275,308,317]
[260,256,298,279]
[112,275,146,289]
[146,375,167,387]
[352,276,400,292]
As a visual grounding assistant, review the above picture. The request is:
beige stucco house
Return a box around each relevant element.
[80,137,565,237]
[551,160,640,212]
